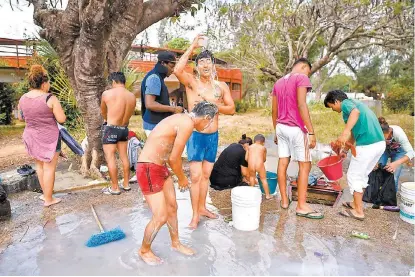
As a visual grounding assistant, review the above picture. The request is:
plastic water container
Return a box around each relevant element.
[317,155,343,181]
[257,171,278,195]
[231,186,262,231]
[400,182,415,224]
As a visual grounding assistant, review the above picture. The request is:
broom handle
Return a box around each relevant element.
[90,204,105,233]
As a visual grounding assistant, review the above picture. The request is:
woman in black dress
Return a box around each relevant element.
[210,134,252,190]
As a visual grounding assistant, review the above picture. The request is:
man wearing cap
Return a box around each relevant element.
[141,51,184,137]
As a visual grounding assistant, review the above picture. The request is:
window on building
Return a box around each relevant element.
[232,83,241,91]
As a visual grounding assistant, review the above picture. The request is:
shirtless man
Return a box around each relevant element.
[247,134,272,199]
[100,72,136,195]
[174,35,236,229]
[137,101,218,265]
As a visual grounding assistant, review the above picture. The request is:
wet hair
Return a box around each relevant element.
[254,134,265,143]
[108,72,126,85]
[324,90,348,108]
[293,58,312,70]
[196,50,214,65]
[238,134,253,145]
[28,64,48,89]
[378,117,390,132]
[192,101,218,119]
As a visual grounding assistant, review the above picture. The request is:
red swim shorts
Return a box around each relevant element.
[136,162,170,195]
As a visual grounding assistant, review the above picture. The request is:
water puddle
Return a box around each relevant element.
[0,186,413,275]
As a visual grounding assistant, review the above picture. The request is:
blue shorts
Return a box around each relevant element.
[186,131,218,163]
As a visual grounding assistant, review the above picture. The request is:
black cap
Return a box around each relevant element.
[158,51,176,63]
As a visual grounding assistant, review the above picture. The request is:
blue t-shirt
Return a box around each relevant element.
[341,99,384,146]
[143,74,162,130]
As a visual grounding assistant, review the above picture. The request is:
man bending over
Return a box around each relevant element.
[137,101,218,265]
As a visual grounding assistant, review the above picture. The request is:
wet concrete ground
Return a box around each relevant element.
[1,138,414,275]
[0,182,414,276]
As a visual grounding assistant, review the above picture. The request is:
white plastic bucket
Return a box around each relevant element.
[400,182,415,225]
[231,186,262,231]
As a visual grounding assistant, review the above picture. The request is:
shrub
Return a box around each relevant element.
[235,100,250,113]
[384,85,414,113]
[0,84,15,125]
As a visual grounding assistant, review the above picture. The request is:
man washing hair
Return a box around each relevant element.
[174,35,236,229]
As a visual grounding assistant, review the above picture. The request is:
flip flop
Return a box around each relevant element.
[264,195,275,201]
[342,202,354,209]
[339,209,364,221]
[280,199,292,209]
[102,187,121,195]
[296,210,324,219]
[119,184,131,191]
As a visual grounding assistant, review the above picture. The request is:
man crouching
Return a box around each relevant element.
[137,101,218,265]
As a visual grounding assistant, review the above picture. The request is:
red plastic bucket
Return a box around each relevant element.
[317,155,343,180]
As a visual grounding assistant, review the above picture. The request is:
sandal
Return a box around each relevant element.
[102,187,121,195]
[342,202,354,209]
[17,164,36,176]
[280,199,292,209]
[339,209,364,221]
[119,183,131,191]
[296,210,324,219]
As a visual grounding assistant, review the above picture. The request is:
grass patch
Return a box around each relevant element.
[381,112,414,144]
[309,103,344,144]
[0,121,25,140]
[218,110,274,145]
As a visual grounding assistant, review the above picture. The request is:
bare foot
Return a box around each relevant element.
[188,217,199,229]
[138,249,163,266]
[44,197,61,207]
[199,209,218,219]
[172,243,195,256]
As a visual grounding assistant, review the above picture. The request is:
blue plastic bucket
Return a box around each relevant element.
[257,171,278,195]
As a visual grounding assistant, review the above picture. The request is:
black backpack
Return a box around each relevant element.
[363,167,397,206]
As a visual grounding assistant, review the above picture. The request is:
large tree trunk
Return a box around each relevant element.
[31,0,198,176]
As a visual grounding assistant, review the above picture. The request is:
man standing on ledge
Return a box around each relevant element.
[174,35,236,229]
[272,58,323,219]
[141,51,183,137]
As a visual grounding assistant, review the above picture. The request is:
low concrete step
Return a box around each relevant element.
[0,170,41,194]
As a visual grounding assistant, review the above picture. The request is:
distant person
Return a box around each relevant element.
[272,58,322,219]
[101,72,136,195]
[378,117,414,191]
[174,34,236,229]
[247,134,272,199]
[324,90,385,221]
[137,101,218,265]
[141,51,183,137]
[17,64,66,207]
[210,134,252,191]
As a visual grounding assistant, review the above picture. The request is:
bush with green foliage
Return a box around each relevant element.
[384,85,414,113]
[0,83,14,125]
[235,100,250,113]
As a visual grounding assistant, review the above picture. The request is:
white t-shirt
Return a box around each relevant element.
[390,125,414,159]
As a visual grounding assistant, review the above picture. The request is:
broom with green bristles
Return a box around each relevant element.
[86,204,126,247]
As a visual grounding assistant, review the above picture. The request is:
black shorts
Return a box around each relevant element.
[102,125,128,144]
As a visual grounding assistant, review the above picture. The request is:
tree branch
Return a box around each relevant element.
[138,0,195,33]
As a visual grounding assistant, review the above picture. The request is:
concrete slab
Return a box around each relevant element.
[0,186,413,275]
